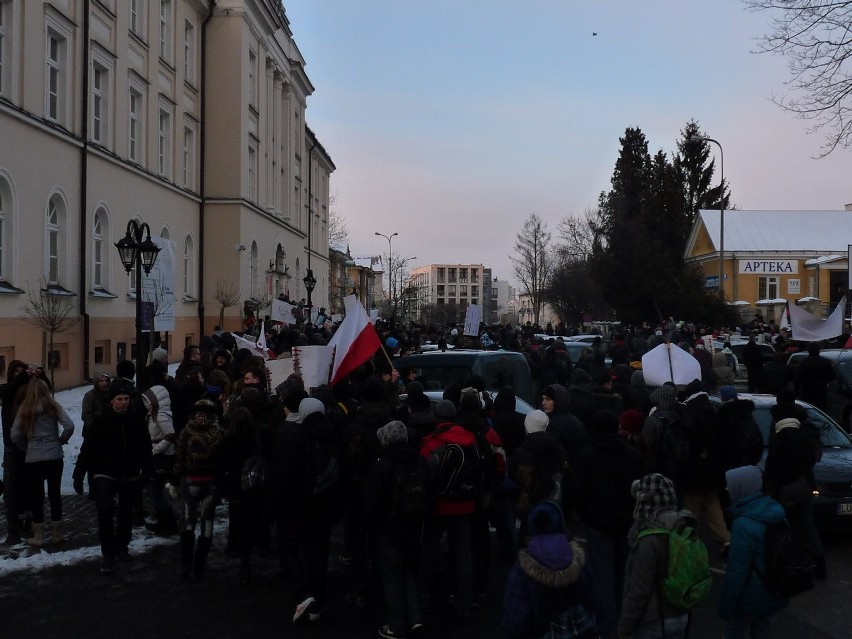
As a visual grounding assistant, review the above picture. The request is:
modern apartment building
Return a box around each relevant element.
[408,263,486,325]
[489,277,517,323]
[0,1,333,387]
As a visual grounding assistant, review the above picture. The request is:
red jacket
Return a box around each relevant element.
[420,421,477,516]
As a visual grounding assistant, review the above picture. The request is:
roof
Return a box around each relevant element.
[694,209,852,254]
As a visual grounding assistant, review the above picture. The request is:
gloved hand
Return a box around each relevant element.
[73,477,84,495]
[166,483,179,500]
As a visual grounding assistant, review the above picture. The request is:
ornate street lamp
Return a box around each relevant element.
[303,269,317,321]
[115,219,161,386]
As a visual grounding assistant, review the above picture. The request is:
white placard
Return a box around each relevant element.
[271,299,297,324]
[369,309,379,324]
[463,303,481,336]
[265,357,296,390]
[788,279,801,295]
[294,345,334,390]
[142,237,176,332]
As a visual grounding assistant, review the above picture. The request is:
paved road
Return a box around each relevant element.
[1,498,849,638]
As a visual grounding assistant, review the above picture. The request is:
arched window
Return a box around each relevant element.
[92,208,109,290]
[295,257,300,300]
[275,244,285,297]
[183,234,194,297]
[249,241,258,299]
[46,195,65,285]
[0,175,11,282]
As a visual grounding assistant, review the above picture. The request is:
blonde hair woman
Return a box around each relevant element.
[10,379,75,546]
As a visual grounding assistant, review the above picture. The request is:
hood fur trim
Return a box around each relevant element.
[518,540,585,587]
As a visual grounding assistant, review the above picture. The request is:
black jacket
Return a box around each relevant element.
[74,407,152,481]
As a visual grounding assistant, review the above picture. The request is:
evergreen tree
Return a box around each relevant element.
[673,120,730,228]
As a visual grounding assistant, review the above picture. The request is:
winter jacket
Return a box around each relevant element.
[143,385,176,456]
[511,432,569,513]
[795,353,836,409]
[502,533,600,639]
[74,406,151,481]
[546,384,588,460]
[420,420,478,516]
[172,414,227,482]
[1,366,29,447]
[11,403,75,463]
[717,399,763,471]
[81,375,110,438]
[764,419,816,498]
[680,392,723,492]
[719,493,789,619]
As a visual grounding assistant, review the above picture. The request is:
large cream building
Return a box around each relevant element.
[0,0,333,388]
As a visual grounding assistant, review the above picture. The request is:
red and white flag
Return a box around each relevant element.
[329,295,381,386]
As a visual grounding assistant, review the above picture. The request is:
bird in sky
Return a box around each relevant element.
[592,32,598,36]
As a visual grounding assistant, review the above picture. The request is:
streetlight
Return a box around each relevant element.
[303,269,317,321]
[115,219,161,387]
[374,231,398,299]
[690,134,725,298]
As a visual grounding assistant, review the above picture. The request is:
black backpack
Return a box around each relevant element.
[433,441,481,501]
[755,520,815,598]
[303,438,339,498]
[388,460,430,524]
[473,431,498,508]
[652,409,691,477]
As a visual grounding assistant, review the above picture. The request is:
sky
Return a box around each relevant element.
[283,1,852,286]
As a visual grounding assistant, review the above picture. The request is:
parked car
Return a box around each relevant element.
[392,349,536,406]
[710,393,852,529]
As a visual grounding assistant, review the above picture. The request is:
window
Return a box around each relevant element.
[93,209,109,289]
[437,268,445,283]
[248,48,257,107]
[460,285,467,297]
[129,87,142,161]
[0,177,8,280]
[472,285,479,297]
[46,196,64,284]
[183,20,195,84]
[158,104,172,177]
[183,234,194,297]
[459,268,467,283]
[248,141,258,202]
[46,32,66,123]
[91,62,108,144]
[0,0,11,97]
[249,241,258,298]
[448,268,457,283]
[437,285,445,296]
[130,0,141,35]
[159,0,172,62]
[758,276,779,300]
[448,285,456,296]
[182,125,194,189]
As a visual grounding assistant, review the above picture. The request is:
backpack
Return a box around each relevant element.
[303,438,339,497]
[754,520,815,598]
[473,431,498,508]
[388,460,430,524]
[652,409,691,478]
[241,455,268,493]
[433,441,481,501]
[637,520,713,610]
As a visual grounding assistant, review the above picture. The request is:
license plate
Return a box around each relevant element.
[837,503,852,515]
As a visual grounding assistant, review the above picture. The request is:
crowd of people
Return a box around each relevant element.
[0,313,839,639]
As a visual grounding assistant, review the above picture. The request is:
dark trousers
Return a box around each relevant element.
[377,537,422,635]
[93,477,136,559]
[26,458,63,523]
[279,519,332,606]
[585,525,630,636]
[785,499,823,558]
[421,513,473,616]
[3,449,26,517]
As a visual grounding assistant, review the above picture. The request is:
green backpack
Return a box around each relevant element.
[637,522,713,609]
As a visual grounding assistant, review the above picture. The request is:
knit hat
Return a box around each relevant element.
[151,347,168,364]
[435,399,457,420]
[720,385,737,402]
[649,383,676,408]
[527,501,565,535]
[459,386,483,413]
[275,376,305,401]
[619,409,643,435]
[377,420,409,448]
[524,409,549,434]
[385,337,399,349]
[631,473,678,523]
[591,409,619,436]
[684,378,704,397]
[725,465,764,504]
[107,379,134,399]
[192,399,219,416]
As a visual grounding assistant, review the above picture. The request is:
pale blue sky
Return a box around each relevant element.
[285,1,851,285]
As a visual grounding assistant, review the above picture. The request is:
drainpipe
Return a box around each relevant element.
[307,140,317,273]
[79,0,91,382]
[198,2,216,337]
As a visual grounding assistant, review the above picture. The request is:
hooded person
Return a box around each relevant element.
[141,384,178,536]
[492,387,526,457]
[501,501,601,639]
[565,369,597,429]
[403,381,436,440]
[618,473,694,638]
[719,466,788,636]
[81,373,111,438]
[541,383,587,461]
[717,388,763,472]
[641,383,683,476]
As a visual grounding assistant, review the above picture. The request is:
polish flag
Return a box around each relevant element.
[329,295,382,385]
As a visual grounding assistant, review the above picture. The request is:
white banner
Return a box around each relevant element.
[294,345,334,390]
[142,236,176,332]
[463,303,481,336]
[789,296,846,342]
[271,299,297,324]
[266,357,296,390]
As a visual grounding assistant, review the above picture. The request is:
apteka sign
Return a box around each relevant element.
[738,259,798,275]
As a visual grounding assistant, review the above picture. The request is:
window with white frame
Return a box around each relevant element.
[158,102,173,177]
[248,140,258,202]
[46,196,64,285]
[758,276,779,300]
[91,62,108,144]
[159,0,172,62]
[248,48,257,108]
[130,0,147,38]
[0,178,8,280]
[93,208,109,289]
[249,242,258,299]
[128,77,145,163]
[184,20,195,84]
[46,31,67,123]
[0,0,11,97]
[183,234,194,297]
[183,124,195,189]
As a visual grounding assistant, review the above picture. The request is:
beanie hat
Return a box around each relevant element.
[631,473,678,523]
[435,399,457,420]
[385,337,399,349]
[107,379,133,399]
[284,388,309,413]
[151,347,168,364]
[116,360,136,380]
[725,465,764,504]
[527,501,565,535]
[684,378,704,397]
[591,409,619,436]
[275,376,305,401]
[404,381,430,410]
[720,385,737,402]
[459,386,483,413]
[192,399,219,416]
[524,409,549,434]
[377,420,409,448]
[649,383,676,408]
[619,409,643,435]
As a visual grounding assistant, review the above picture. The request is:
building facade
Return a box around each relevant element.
[489,277,517,324]
[0,0,333,387]
[408,263,486,325]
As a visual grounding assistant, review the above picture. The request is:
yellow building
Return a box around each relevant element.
[684,209,852,323]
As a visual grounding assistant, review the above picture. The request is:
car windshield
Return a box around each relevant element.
[751,404,852,449]
[835,359,852,386]
[413,365,474,393]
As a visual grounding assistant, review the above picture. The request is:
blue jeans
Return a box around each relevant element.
[634,614,689,639]
[724,612,778,639]
[377,537,422,635]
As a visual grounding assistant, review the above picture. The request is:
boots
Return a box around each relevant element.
[27,523,45,547]
[20,516,33,540]
[146,510,178,537]
[50,520,65,545]
[3,514,21,545]
[193,536,212,578]
[180,531,195,578]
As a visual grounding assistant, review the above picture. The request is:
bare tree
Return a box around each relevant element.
[746,0,852,156]
[555,210,596,261]
[511,214,552,326]
[328,200,349,251]
[20,282,79,389]
[214,279,241,329]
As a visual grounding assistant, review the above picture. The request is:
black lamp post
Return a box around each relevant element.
[115,219,161,387]
[303,269,317,322]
